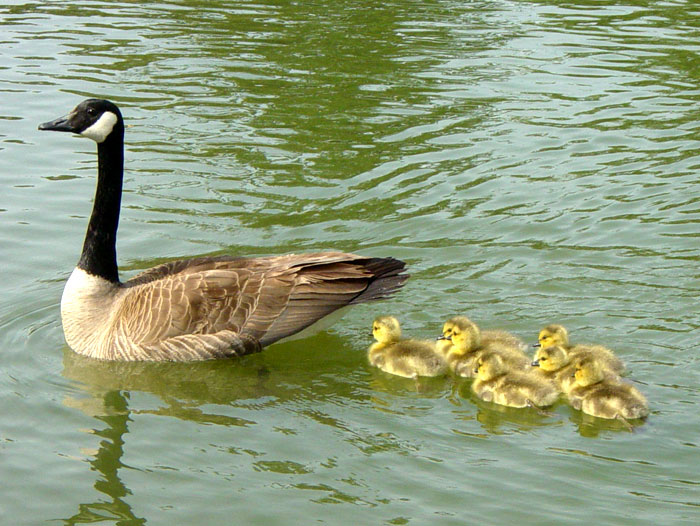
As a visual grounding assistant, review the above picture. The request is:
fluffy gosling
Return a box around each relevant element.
[534,324,625,374]
[568,356,648,422]
[438,316,529,377]
[368,316,447,379]
[531,345,620,395]
[472,351,559,409]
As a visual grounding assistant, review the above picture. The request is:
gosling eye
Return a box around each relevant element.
[540,357,547,361]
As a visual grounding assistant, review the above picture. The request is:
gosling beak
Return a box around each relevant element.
[437,335,451,341]
[531,360,540,367]
[532,342,541,348]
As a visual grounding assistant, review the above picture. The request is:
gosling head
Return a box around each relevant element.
[532,345,569,372]
[39,98,124,144]
[572,357,605,387]
[474,352,505,381]
[438,318,457,341]
[448,316,482,353]
[534,324,569,349]
[372,316,402,344]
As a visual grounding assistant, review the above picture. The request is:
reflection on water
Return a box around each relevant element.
[62,391,146,526]
[62,348,276,415]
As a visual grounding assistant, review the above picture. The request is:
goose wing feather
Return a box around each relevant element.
[114,252,406,355]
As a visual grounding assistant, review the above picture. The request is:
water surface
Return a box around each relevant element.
[1,1,699,524]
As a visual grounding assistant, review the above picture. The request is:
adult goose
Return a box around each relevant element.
[39,99,408,361]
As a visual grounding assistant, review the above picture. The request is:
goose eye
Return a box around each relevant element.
[540,357,547,361]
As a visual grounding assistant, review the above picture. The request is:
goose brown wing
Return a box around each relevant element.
[118,252,407,348]
[255,253,408,345]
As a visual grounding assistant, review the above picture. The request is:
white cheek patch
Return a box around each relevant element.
[80,111,118,143]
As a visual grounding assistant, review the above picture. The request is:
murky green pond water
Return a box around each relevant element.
[1,1,699,524]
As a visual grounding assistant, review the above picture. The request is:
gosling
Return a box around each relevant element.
[472,351,559,409]
[440,316,526,353]
[438,316,529,377]
[368,316,448,379]
[568,356,648,421]
[534,324,625,374]
[531,345,620,395]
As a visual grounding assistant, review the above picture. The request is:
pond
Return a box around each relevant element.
[1,1,698,524]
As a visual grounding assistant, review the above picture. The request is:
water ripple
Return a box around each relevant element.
[2,1,700,524]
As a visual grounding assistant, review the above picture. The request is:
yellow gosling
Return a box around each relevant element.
[368,316,447,379]
[440,316,526,353]
[534,324,625,374]
[568,356,648,422]
[531,345,621,395]
[531,345,575,393]
[438,316,529,378]
[472,352,559,409]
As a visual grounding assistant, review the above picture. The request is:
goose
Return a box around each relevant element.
[533,324,625,374]
[472,351,559,409]
[39,99,408,361]
[368,316,447,379]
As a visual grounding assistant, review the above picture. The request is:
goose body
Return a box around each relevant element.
[368,316,447,379]
[41,99,408,361]
[472,352,559,409]
[437,316,529,378]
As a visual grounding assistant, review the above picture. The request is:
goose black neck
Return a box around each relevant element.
[77,131,124,283]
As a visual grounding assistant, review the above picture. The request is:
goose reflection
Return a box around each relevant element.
[62,389,145,526]
[58,344,303,524]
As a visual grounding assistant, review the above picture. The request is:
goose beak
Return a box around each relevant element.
[532,342,541,348]
[39,113,76,133]
[531,360,540,367]
[437,335,451,341]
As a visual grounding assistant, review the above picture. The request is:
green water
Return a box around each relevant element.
[1,0,699,524]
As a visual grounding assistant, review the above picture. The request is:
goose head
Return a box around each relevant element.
[534,324,569,348]
[372,315,402,344]
[39,99,123,144]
